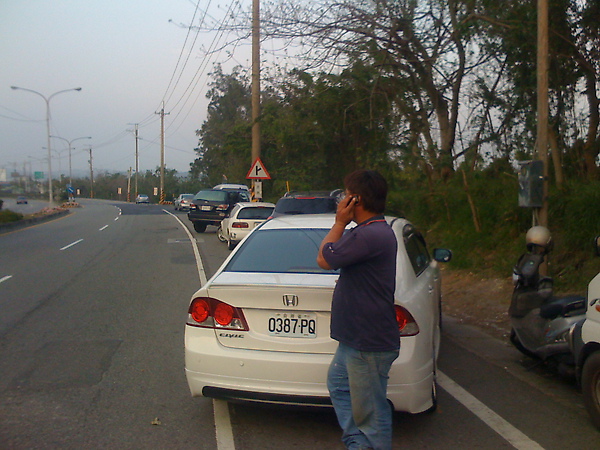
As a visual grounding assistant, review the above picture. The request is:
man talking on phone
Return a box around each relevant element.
[317,170,399,450]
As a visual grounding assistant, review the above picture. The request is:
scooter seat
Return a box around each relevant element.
[539,295,586,319]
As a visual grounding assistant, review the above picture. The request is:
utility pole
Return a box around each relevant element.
[251,0,261,200]
[127,167,132,203]
[537,0,549,230]
[88,147,94,199]
[156,103,169,204]
[134,124,139,198]
[537,0,549,275]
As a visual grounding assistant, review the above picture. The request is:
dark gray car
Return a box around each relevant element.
[187,189,250,233]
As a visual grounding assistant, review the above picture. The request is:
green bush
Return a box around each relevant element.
[0,209,23,224]
[387,170,600,291]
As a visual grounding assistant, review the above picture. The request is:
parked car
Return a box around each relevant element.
[184,214,452,412]
[217,202,275,250]
[135,194,149,204]
[271,190,343,217]
[16,196,28,204]
[174,193,194,211]
[571,236,600,429]
[187,188,251,233]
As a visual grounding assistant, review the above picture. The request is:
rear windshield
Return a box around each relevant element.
[194,190,228,202]
[224,228,338,274]
[274,197,337,215]
[237,206,274,220]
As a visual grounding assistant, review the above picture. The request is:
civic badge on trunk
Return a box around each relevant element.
[283,294,298,307]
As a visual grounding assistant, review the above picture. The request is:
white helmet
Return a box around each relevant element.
[526,226,552,249]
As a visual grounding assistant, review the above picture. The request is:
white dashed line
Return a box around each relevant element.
[60,239,84,251]
[99,225,109,231]
[0,275,13,284]
[437,371,544,449]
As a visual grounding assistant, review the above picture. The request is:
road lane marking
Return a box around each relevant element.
[0,275,13,284]
[165,209,230,449]
[99,225,109,231]
[164,210,207,285]
[213,399,235,450]
[60,239,84,251]
[437,371,544,449]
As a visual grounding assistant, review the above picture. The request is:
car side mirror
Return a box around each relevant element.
[433,248,452,263]
[595,235,600,257]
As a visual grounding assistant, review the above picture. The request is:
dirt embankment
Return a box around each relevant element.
[441,268,514,341]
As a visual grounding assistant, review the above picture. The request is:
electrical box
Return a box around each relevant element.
[518,160,544,208]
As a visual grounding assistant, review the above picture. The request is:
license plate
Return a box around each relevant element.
[268,312,317,338]
[201,205,212,211]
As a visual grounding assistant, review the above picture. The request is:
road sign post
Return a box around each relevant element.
[246,158,270,201]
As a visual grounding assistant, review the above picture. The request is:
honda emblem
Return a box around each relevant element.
[283,294,298,307]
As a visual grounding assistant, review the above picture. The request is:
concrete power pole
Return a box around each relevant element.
[156,103,169,204]
[88,147,94,199]
[537,0,549,230]
[251,0,261,200]
[134,124,139,199]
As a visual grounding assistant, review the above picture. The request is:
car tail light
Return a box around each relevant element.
[187,297,249,331]
[232,222,249,228]
[216,203,229,211]
[395,305,419,336]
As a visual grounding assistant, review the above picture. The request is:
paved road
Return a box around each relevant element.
[0,199,598,449]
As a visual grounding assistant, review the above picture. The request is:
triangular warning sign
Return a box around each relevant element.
[246,158,271,179]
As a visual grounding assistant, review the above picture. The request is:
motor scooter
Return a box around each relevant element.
[509,227,586,372]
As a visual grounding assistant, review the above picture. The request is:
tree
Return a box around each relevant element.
[192,65,253,187]
[261,0,489,179]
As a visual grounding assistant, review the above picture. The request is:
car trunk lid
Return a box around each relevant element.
[206,272,337,354]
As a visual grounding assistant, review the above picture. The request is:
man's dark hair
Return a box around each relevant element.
[344,170,387,214]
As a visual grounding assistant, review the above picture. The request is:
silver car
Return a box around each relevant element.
[174,194,194,210]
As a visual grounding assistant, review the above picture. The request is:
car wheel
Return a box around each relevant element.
[193,223,207,233]
[217,225,227,242]
[227,239,236,251]
[582,351,600,429]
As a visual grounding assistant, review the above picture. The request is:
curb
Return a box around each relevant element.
[0,209,70,235]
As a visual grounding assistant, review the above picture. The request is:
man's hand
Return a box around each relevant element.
[335,194,357,227]
[317,194,357,270]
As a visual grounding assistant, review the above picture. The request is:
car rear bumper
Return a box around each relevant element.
[187,211,226,224]
[185,328,435,413]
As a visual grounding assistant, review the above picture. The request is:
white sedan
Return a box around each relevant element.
[184,214,451,413]
[217,202,275,250]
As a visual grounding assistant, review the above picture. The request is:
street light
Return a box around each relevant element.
[51,135,91,187]
[11,86,82,205]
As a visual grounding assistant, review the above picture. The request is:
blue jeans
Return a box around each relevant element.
[327,343,399,450]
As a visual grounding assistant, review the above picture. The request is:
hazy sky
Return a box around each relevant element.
[0,0,257,179]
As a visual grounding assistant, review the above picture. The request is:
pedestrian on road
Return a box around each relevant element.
[317,169,399,450]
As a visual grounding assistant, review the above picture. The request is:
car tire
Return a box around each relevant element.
[582,351,600,429]
[193,223,207,233]
[217,226,227,242]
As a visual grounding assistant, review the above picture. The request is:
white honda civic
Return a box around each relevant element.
[184,214,451,413]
